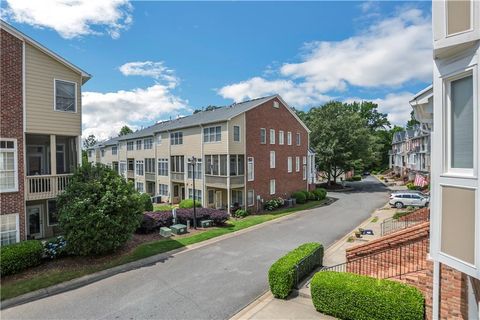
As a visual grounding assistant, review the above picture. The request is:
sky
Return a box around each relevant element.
[1,0,433,140]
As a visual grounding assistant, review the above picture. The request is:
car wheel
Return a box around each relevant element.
[425,202,429,208]
[395,202,404,209]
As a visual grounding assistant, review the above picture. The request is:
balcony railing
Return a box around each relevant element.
[205,175,245,188]
[26,174,73,200]
[381,208,430,236]
[171,172,185,182]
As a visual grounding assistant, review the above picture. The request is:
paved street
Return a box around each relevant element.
[2,177,388,320]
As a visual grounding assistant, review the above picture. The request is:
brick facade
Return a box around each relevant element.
[0,28,25,240]
[245,97,309,207]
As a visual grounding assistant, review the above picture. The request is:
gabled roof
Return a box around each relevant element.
[392,130,406,144]
[1,20,91,83]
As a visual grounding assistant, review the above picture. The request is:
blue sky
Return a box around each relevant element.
[2,1,432,139]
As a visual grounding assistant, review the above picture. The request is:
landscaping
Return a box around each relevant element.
[310,271,424,320]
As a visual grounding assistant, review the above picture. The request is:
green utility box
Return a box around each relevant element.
[200,220,213,228]
[159,227,172,237]
[171,224,187,235]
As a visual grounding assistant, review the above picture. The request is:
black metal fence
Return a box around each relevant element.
[380,214,428,236]
[294,246,324,288]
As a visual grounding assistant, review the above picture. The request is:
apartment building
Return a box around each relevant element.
[0,21,91,244]
[88,95,315,212]
[429,0,480,318]
[390,130,407,176]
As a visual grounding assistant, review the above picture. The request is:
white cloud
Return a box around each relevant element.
[119,61,178,87]
[82,84,188,140]
[2,0,133,39]
[218,8,431,114]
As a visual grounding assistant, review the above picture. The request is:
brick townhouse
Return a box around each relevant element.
[89,95,316,212]
[0,20,91,244]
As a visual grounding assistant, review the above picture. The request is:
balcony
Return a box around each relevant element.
[171,172,185,182]
[127,170,134,179]
[26,174,72,200]
[145,172,156,181]
[205,175,245,188]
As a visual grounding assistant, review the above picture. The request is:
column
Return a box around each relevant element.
[50,135,56,175]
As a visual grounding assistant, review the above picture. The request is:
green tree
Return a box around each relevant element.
[347,101,390,131]
[193,105,221,114]
[57,163,143,256]
[83,134,97,149]
[406,111,420,130]
[118,125,133,136]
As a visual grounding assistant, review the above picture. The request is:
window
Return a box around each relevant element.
[247,157,254,181]
[47,200,58,226]
[237,155,245,175]
[448,74,474,171]
[54,80,76,112]
[233,126,240,142]
[303,156,307,165]
[145,158,155,173]
[231,190,243,206]
[127,159,134,171]
[171,155,185,173]
[0,139,17,192]
[446,0,472,36]
[135,160,144,175]
[287,132,292,145]
[270,151,276,168]
[296,156,300,172]
[0,213,19,246]
[170,132,183,145]
[273,101,279,109]
[270,129,275,144]
[112,146,117,155]
[127,141,134,151]
[204,126,222,143]
[120,161,127,176]
[187,158,202,179]
[270,179,276,195]
[287,157,292,173]
[229,155,244,176]
[205,155,228,176]
[136,182,144,193]
[158,158,168,176]
[88,150,92,157]
[188,188,202,202]
[158,184,168,196]
[247,190,255,206]
[156,134,162,144]
[208,190,215,204]
[136,140,142,150]
[144,138,153,149]
[260,128,266,144]
[279,131,284,145]
[101,149,105,157]
[303,165,307,180]
[296,133,301,146]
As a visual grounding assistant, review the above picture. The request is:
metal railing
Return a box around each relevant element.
[320,237,429,280]
[380,212,429,236]
[25,174,73,200]
[294,246,324,288]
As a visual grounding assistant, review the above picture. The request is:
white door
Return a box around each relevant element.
[27,205,43,239]
[215,191,223,209]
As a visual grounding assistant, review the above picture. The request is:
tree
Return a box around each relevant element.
[347,101,390,131]
[83,134,97,149]
[193,105,221,114]
[57,163,143,256]
[119,125,133,136]
[406,111,420,130]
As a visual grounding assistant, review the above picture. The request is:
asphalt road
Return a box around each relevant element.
[3,177,388,320]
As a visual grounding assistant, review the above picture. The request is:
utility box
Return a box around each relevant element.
[159,227,172,237]
[200,220,213,228]
[171,224,187,235]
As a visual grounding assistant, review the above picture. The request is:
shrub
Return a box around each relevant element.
[57,163,144,256]
[264,198,284,211]
[292,191,306,204]
[174,208,228,225]
[406,182,423,190]
[301,190,310,200]
[234,209,249,218]
[308,192,316,201]
[138,211,174,233]
[139,193,153,211]
[1,240,43,276]
[208,209,229,225]
[347,175,362,181]
[179,199,202,209]
[313,188,327,200]
[268,242,323,299]
[310,272,424,320]
[43,236,67,259]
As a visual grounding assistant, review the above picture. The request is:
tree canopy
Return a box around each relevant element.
[118,125,133,136]
[83,134,97,149]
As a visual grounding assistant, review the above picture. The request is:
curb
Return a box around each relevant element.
[1,198,336,310]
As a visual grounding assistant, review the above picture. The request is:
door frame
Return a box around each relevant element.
[215,190,223,209]
[27,204,44,239]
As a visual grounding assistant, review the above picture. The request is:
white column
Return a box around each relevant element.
[227,153,231,212]
[50,135,56,175]
[77,135,82,166]
[432,260,440,320]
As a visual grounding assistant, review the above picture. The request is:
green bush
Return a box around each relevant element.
[301,190,310,200]
[140,193,153,211]
[347,175,362,181]
[308,192,316,201]
[57,163,144,256]
[264,198,284,211]
[179,199,202,209]
[313,188,327,200]
[1,240,43,276]
[292,191,307,204]
[234,209,249,218]
[310,272,424,320]
[269,242,323,299]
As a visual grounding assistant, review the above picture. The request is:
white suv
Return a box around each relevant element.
[389,192,429,209]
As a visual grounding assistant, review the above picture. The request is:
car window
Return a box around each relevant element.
[403,194,411,198]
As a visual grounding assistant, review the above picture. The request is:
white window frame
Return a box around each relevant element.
[296,133,301,146]
[247,190,255,206]
[204,126,222,143]
[188,188,202,202]
[0,213,20,245]
[270,151,276,169]
[157,158,169,176]
[445,0,474,37]
[279,130,284,145]
[53,79,77,113]
[231,189,243,206]
[136,140,142,150]
[0,138,18,192]
[233,125,241,142]
[111,146,118,155]
[144,138,153,150]
[158,184,168,196]
[135,160,144,176]
[136,182,144,193]
[170,132,183,145]
[260,128,266,144]
[287,156,292,173]
[296,156,300,172]
[127,141,134,151]
[270,129,275,144]
[443,69,477,178]
[287,132,292,145]
[156,133,162,145]
[273,101,279,109]
[247,157,254,181]
[270,179,276,195]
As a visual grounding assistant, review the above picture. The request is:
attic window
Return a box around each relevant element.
[273,101,279,109]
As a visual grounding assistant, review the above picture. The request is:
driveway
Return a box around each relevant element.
[2,177,388,320]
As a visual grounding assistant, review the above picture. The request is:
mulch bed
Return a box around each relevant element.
[316,182,350,190]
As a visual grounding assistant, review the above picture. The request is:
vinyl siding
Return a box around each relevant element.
[228,114,245,154]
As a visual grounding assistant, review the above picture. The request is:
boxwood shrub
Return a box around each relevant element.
[179,199,202,209]
[292,191,306,204]
[1,240,44,276]
[268,242,323,299]
[313,188,327,200]
[310,271,424,320]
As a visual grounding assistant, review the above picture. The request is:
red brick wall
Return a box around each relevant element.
[0,28,25,240]
[245,97,308,207]
[398,207,430,222]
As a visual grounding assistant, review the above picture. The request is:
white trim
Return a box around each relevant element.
[247,157,254,181]
[247,189,255,207]
[26,204,44,239]
[0,138,19,193]
[269,179,276,195]
[270,151,276,169]
[0,213,20,245]
[53,78,78,113]
[233,125,241,143]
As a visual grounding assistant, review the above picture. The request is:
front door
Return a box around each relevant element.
[181,186,185,200]
[27,205,43,239]
[215,191,223,209]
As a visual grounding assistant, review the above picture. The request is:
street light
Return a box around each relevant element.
[189,156,198,229]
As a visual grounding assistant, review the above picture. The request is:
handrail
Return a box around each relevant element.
[380,210,430,236]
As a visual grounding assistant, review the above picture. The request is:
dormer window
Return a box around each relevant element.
[54,80,76,112]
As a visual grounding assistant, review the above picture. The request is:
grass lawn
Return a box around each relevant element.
[1,199,327,301]
[153,204,173,211]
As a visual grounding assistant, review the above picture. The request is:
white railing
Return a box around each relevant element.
[25,174,73,200]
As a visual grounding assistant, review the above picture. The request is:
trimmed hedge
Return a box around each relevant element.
[269,242,323,299]
[312,188,327,200]
[1,240,44,276]
[179,199,202,209]
[310,271,424,320]
[292,191,307,204]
